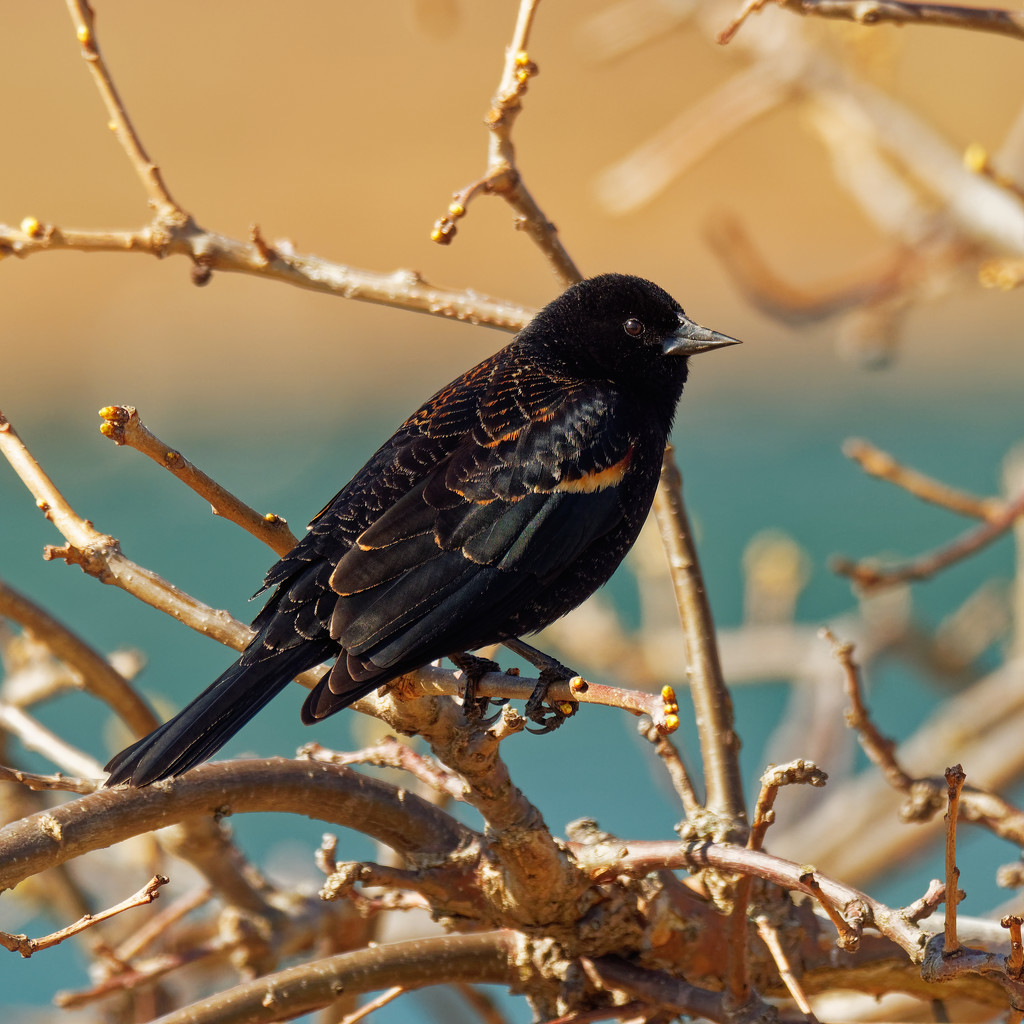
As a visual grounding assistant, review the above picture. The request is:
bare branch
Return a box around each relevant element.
[432,0,582,287]
[833,485,1024,590]
[98,405,298,557]
[943,764,966,956]
[0,576,158,737]
[844,438,1006,521]
[0,764,97,795]
[0,874,167,958]
[301,738,467,802]
[0,221,536,331]
[575,838,926,959]
[149,932,516,1024]
[755,915,820,1021]
[720,0,1024,46]
[637,717,702,819]
[65,0,182,217]
[0,758,477,894]
[653,445,745,824]
[0,701,105,778]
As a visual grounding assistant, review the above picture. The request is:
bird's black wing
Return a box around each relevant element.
[302,351,638,720]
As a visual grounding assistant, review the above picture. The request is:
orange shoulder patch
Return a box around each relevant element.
[553,447,634,494]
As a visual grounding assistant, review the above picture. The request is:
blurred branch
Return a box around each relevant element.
[833,484,1024,590]
[0,874,167,958]
[98,405,299,557]
[843,438,1006,521]
[432,0,582,287]
[0,576,158,737]
[720,0,1024,46]
[705,215,906,324]
[0,701,105,778]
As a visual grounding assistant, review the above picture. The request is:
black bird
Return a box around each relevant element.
[105,274,739,787]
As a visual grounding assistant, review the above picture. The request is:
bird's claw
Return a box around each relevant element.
[524,667,578,734]
[450,652,505,721]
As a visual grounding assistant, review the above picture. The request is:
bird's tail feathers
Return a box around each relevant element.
[104,642,333,787]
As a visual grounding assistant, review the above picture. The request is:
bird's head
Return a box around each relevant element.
[523,274,740,393]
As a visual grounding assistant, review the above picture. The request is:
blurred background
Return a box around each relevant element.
[3,1,1024,1019]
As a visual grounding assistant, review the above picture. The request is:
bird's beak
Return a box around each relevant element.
[663,312,742,357]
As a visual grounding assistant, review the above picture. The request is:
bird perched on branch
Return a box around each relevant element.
[105,274,739,787]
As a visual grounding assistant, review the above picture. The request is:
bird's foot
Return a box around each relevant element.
[450,652,508,723]
[502,638,579,734]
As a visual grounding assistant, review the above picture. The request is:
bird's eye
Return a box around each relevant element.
[623,318,644,337]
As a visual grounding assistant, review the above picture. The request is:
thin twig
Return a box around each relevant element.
[432,0,582,287]
[0,874,167,957]
[653,445,745,824]
[943,764,966,956]
[338,985,405,1024]
[721,0,1024,45]
[65,0,182,217]
[843,438,1005,521]
[833,482,1024,590]
[114,885,213,962]
[455,983,513,1024]
[1003,916,1024,978]
[0,764,97,794]
[822,628,913,791]
[98,405,298,556]
[755,915,819,1021]
[727,760,827,1007]
[300,738,466,801]
[637,716,702,818]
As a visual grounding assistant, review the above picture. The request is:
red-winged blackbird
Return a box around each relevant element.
[105,274,739,786]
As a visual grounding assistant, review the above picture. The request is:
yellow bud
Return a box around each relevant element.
[569,676,588,695]
[514,50,530,66]
[20,217,42,238]
[447,202,465,217]
[76,24,93,46]
[663,713,680,734]
[964,142,988,173]
[99,422,115,438]
[661,684,676,703]
[557,702,575,716]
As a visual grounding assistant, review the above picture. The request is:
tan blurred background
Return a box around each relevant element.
[2,0,1023,431]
